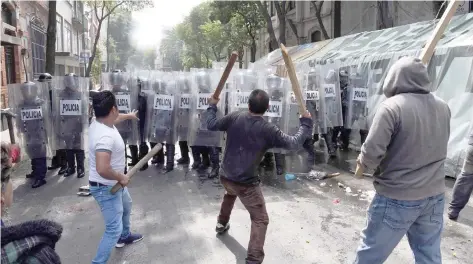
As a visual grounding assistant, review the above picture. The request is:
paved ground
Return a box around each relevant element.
[5,145,473,264]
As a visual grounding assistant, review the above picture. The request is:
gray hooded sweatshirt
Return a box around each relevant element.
[359,56,451,200]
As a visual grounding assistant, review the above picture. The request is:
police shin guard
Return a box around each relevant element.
[128,145,139,166]
[139,143,149,171]
[191,147,202,170]
[200,147,210,170]
[323,129,337,158]
[76,149,85,178]
[65,150,76,177]
[209,147,220,179]
[274,153,285,175]
[341,128,351,151]
[303,138,316,171]
[360,130,368,146]
[164,144,175,172]
[57,150,68,175]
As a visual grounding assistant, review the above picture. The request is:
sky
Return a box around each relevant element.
[130,0,204,51]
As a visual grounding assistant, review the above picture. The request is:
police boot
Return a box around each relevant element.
[76,149,85,178]
[128,145,139,166]
[139,143,149,171]
[340,128,351,151]
[260,152,274,169]
[200,147,211,170]
[303,138,316,171]
[209,147,220,179]
[150,143,164,165]
[64,150,76,177]
[48,154,59,170]
[164,144,175,172]
[58,150,68,175]
[274,153,285,175]
[191,147,202,170]
[177,141,190,164]
[323,130,337,158]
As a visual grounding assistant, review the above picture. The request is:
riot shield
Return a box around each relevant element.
[320,61,343,132]
[188,69,226,147]
[262,73,290,153]
[102,71,139,145]
[8,82,52,159]
[176,72,192,141]
[51,75,89,151]
[299,66,324,135]
[146,72,178,144]
[344,64,369,130]
[230,69,258,113]
[287,72,308,136]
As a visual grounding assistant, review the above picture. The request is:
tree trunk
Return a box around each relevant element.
[311,1,330,39]
[86,19,103,77]
[250,39,257,63]
[45,1,57,74]
[256,1,278,51]
[274,1,286,45]
[287,19,300,44]
[238,48,244,69]
[106,15,110,71]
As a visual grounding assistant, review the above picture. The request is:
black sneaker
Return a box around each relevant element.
[215,222,230,234]
[58,166,68,175]
[448,211,459,221]
[77,168,85,178]
[116,233,143,248]
[64,167,76,177]
[191,161,202,170]
[26,173,34,179]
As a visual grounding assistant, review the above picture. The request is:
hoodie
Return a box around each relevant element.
[359,56,451,200]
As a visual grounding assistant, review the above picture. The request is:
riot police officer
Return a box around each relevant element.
[127,77,148,171]
[37,73,67,175]
[52,73,88,178]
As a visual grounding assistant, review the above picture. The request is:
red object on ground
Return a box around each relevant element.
[10,144,20,163]
[333,198,340,204]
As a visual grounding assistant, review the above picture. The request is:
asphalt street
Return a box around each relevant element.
[5,146,473,264]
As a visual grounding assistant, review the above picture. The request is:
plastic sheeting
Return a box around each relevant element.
[253,13,473,177]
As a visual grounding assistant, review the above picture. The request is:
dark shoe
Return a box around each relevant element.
[209,167,219,179]
[64,167,76,177]
[215,221,230,234]
[198,163,210,170]
[191,161,202,170]
[177,157,190,164]
[163,164,174,173]
[139,162,149,171]
[116,233,143,248]
[58,166,68,175]
[26,173,34,179]
[32,179,47,188]
[77,168,85,178]
[448,213,458,221]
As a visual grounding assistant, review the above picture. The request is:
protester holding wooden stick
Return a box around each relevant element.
[88,91,143,264]
[207,90,312,264]
[353,57,450,263]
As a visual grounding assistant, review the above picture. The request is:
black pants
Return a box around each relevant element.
[66,149,85,170]
[303,138,316,163]
[179,141,189,159]
[191,146,211,164]
[51,149,67,168]
[32,157,47,180]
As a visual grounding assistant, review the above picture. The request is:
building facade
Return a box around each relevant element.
[247,0,473,67]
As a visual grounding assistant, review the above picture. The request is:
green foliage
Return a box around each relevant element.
[127,48,156,70]
[108,10,133,70]
[91,45,102,85]
[159,28,184,71]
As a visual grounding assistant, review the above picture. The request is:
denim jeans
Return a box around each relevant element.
[449,145,473,216]
[354,193,444,264]
[90,185,132,264]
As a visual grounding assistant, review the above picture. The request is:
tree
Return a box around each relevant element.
[310,1,330,39]
[107,10,134,71]
[200,20,227,62]
[211,1,265,63]
[159,27,184,71]
[90,45,102,87]
[85,0,152,77]
[45,1,56,74]
[256,1,278,51]
[127,48,156,70]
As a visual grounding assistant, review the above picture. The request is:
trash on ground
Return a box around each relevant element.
[285,173,296,181]
[333,198,340,204]
[345,187,352,193]
[320,182,327,187]
[337,182,345,188]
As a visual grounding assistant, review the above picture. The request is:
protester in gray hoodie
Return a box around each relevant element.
[353,56,451,264]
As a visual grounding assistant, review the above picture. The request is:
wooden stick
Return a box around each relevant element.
[110,143,163,194]
[213,52,238,99]
[280,44,307,114]
[419,0,460,64]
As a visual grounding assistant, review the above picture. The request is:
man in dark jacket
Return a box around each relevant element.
[206,89,312,264]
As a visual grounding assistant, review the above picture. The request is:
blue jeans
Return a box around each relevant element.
[449,145,473,216]
[354,193,444,264]
[90,185,132,264]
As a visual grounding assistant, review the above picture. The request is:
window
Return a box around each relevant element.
[1,3,13,25]
[270,2,275,16]
[4,46,16,84]
[64,22,72,52]
[72,29,78,55]
[30,21,46,78]
[56,15,63,51]
[311,30,322,43]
